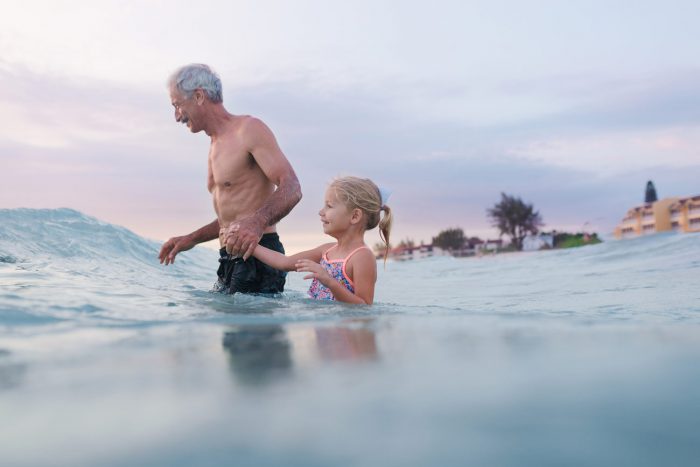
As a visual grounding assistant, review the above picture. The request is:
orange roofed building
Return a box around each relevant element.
[614,194,700,239]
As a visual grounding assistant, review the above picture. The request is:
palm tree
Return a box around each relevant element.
[487,193,544,251]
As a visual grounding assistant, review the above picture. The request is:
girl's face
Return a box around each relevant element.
[319,188,353,236]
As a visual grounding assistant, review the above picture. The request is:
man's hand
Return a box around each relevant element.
[224,216,265,260]
[295,259,331,285]
[159,235,196,265]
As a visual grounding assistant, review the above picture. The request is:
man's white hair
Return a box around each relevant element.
[169,64,223,103]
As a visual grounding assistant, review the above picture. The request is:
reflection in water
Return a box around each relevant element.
[0,350,25,390]
[221,320,380,387]
[314,320,378,361]
[222,325,293,387]
[222,319,378,386]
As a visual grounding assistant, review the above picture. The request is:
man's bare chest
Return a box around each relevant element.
[209,144,254,183]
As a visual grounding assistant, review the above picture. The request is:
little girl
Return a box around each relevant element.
[251,176,392,305]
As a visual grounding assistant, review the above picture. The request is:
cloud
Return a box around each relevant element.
[497,71,700,174]
[0,66,176,149]
[509,125,700,174]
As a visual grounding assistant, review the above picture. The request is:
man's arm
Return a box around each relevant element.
[159,219,220,265]
[225,117,302,260]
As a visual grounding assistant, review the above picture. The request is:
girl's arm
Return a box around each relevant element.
[253,242,334,271]
[296,249,377,304]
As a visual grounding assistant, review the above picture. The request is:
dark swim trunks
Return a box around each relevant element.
[215,232,287,295]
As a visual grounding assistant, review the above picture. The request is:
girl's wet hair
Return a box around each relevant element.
[330,176,393,264]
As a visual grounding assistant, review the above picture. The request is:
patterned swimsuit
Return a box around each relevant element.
[308,245,370,300]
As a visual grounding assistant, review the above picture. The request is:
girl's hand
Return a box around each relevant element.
[295,259,331,284]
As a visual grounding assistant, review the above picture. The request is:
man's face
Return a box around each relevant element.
[170,88,198,132]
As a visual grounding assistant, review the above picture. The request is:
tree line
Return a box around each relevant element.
[429,193,542,252]
[382,192,599,256]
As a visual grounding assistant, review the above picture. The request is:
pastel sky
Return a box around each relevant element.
[1,0,699,252]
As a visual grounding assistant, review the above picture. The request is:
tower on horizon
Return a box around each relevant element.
[645,180,658,203]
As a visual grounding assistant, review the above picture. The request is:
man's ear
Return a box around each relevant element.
[350,208,363,225]
[194,89,205,105]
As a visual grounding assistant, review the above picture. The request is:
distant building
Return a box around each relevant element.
[614,194,700,238]
[523,233,554,251]
[446,238,485,257]
[475,239,504,253]
[469,238,485,250]
[669,197,700,233]
[390,243,451,261]
[389,237,508,260]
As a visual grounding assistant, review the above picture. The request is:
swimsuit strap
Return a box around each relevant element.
[343,245,371,262]
[324,244,370,263]
[341,246,372,290]
[322,244,338,261]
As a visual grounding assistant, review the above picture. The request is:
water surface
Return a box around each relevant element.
[1,208,699,466]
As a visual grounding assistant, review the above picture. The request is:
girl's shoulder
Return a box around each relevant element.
[345,245,376,264]
[344,246,377,282]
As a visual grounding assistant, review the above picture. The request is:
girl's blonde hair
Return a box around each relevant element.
[330,176,393,263]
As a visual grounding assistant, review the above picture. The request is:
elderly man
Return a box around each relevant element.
[159,64,302,294]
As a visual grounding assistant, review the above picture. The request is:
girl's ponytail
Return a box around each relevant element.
[378,204,393,266]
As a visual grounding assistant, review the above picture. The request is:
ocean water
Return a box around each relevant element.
[1,208,699,467]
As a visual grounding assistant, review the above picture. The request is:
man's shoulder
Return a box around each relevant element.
[233,115,266,130]
[229,115,271,141]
